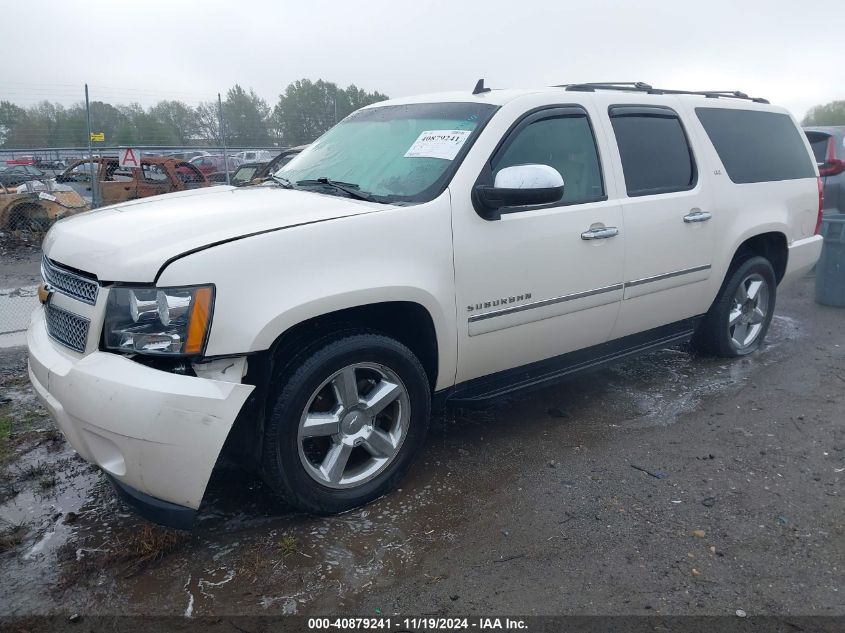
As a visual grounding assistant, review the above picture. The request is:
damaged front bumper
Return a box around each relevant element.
[27,308,254,529]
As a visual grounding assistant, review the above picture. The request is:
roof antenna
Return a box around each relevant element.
[472,78,491,95]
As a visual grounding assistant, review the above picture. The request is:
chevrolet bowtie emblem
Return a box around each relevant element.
[37,283,53,305]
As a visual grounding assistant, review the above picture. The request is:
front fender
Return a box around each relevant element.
[157,197,458,391]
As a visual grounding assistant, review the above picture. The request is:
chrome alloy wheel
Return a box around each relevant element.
[297,362,410,489]
[728,272,770,351]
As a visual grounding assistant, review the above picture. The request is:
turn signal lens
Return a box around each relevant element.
[185,287,213,355]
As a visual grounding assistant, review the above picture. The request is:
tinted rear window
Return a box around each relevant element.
[609,107,696,196]
[696,108,815,183]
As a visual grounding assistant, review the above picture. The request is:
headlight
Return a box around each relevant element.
[103,285,214,356]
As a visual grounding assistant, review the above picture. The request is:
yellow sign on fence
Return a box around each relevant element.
[90,132,105,142]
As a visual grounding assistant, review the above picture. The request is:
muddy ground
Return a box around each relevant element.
[0,273,842,622]
[0,232,42,288]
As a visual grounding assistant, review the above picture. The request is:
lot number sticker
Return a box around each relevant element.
[404,130,472,160]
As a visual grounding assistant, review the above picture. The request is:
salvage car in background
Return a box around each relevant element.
[0,164,47,187]
[232,149,275,163]
[805,126,845,214]
[57,157,209,205]
[224,146,307,186]
[163,150,211,162]
[0,183,88,231]
[189,154,242,176]
[4,155,35,166]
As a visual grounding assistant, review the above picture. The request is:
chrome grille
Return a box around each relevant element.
[45,303,90,353]
[41,257,99,305]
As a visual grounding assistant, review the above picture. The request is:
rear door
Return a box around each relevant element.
[605,103,715,339]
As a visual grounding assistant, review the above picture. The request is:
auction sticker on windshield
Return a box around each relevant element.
[404,129,472,160]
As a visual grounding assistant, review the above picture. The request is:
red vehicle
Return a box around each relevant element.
[5,155,36,166]
[189,154,242,175]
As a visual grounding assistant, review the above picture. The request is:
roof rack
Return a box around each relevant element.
[557,82,769,104]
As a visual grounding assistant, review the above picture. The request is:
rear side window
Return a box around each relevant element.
[696,108,815,183]
[609,106,696,196]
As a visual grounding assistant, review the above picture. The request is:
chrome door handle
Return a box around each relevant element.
[581,226,619,240]
[683,209,712,223]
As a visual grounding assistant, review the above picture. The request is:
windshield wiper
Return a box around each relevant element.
[296,177,377,202]
[266,174,295,189]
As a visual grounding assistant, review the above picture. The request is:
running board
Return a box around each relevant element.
[444,319,700,407]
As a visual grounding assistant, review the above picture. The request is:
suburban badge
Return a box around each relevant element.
[467,292,532,312]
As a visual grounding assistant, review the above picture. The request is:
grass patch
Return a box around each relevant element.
[0,469,20,503]
[277,535,299,556]
[104,524,189,575]
[43,427,63,445]
[18,461,51,481]
[37,474,58,490]
[0,521,29,553]
[238,542,269,581]
[0,416,10,454]
[2,374,31,389]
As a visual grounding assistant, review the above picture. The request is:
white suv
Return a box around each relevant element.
[28,82,823,528]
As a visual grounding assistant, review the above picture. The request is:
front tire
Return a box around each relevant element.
[693,256,777,357]
[261,333,431,514]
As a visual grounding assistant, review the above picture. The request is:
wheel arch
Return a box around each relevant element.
[225,298,443,470]
[265,299,441,392]
[727,230,788,284]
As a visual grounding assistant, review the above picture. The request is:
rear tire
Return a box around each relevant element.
[261,332,430,514]
[693,256,777,357]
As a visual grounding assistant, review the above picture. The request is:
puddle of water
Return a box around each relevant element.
[603,315,800,429]
[0,443,101,615]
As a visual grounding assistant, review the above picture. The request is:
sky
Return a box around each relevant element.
[1,0,843,120]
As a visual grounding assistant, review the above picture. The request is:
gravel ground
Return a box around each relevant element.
[0,273,842,627]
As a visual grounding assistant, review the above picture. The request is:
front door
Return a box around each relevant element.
[452,106,625,386]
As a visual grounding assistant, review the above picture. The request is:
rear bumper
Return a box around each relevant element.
[27,307,254,516]
[781,235,823,287]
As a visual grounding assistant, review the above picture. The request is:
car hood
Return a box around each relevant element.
[43,185,382,282]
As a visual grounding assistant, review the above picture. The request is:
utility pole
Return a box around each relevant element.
[84,83,98,207]
[218,93,230,186]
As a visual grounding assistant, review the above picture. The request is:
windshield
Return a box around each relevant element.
[275,102,497,204]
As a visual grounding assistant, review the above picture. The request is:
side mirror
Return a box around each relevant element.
[474,164,564,219]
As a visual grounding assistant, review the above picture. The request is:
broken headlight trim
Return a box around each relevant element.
[103,285,214,356]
